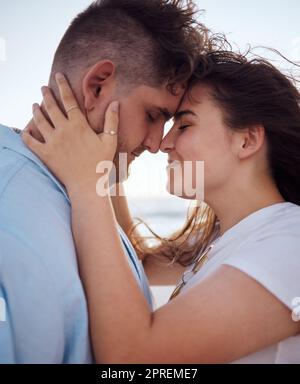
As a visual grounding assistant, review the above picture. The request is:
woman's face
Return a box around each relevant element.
[160,84,240,202]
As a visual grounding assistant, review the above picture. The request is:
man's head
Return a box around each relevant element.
[48,0,209,173]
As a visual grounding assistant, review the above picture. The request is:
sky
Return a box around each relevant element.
[0,0,299,198]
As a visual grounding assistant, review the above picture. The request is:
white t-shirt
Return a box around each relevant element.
[179,202,300,364]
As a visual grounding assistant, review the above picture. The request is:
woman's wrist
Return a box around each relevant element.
[66,176,101,203]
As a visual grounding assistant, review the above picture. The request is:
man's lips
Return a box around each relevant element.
[129,152,141,163]
[131,148,145,158]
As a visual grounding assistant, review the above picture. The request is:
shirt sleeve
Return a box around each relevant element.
[0,162,91,363]
[222,232,300,311]
[0,231,66,363]
[0,284,14,363]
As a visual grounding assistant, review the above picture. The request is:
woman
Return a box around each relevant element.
[23,51,300,363]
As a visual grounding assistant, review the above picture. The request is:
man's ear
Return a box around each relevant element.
[82,60,116,112]
[238,125,266,160]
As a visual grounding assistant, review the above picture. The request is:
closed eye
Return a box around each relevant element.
[147,112,159,123]
[178,125,191,131]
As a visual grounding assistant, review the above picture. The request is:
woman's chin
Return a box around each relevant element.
[166,181,196,200]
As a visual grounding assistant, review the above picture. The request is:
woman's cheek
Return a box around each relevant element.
[176,134,200,161]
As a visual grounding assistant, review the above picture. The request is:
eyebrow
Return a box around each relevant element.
[174,109,197,120]
[157,107,173,121]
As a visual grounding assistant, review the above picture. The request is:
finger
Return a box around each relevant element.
[22,130,46,158]
[102,101,119,142]
[55,73,82,119]
[41,86,66,126]
[32,103,56,142]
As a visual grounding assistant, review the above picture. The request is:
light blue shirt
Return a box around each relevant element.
[0,124,153,364]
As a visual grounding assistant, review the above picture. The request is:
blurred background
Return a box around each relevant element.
[1,0,299,307]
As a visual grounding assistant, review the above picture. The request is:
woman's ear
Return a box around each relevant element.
[82,60,116,112]
[238,125,265,160]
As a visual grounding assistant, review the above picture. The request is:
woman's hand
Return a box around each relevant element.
[23,73,119,195]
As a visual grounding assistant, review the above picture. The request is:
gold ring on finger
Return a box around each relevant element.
[66,105,79,114]
[103,130,117,136]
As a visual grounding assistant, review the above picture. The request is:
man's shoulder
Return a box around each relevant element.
[0,154,78,291]
[0,150,68,209]
[0,151,73,256]
[0,125,69,205]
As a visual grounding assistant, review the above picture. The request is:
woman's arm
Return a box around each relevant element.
[68,186,155,362]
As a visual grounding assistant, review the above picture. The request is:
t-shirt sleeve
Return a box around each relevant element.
[222,233,300,311]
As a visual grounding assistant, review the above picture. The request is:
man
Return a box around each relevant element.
[0,0,207,363]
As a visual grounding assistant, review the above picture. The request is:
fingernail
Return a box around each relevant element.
[41,86,47,94]
[111,101,119,113]
[55,72,64,81]
[32,103,39,110]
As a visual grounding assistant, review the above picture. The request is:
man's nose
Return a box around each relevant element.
[160,129,176,153]
[142,128,164,154]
